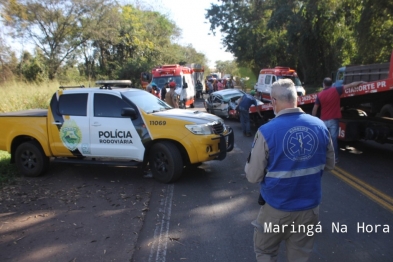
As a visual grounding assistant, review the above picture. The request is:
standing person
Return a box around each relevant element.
[165,81,179,108]
[206,80,214,95]
[161,82,168,101]
[312,78,365,163]
[223,78,228,89]
[237,90,262,136]
[227,77,234,89]
[213,79,218,92]
[147,82,160,99]
[245,79,335,262]
[195,80,203,99]
[217,79,224,90]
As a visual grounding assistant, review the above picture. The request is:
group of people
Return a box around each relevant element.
[206,76,236,94]
[243,77,365,262]
[147,81,179,108]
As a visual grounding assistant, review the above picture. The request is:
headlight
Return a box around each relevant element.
[185,120,224,135]
[185,123,214,135]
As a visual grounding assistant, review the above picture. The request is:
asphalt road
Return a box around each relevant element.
[132,97,393,262]
[1,96,393,262]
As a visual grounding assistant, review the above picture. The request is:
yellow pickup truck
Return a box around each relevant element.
[0,81,234,183]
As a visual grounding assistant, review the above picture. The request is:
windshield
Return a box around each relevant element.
[152,76,182,89]
[122,91,172,113]
[279,76,302,86]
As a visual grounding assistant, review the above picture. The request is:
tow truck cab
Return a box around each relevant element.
[254,66,305,102]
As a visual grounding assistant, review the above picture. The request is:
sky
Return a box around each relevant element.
[127,0,235,68]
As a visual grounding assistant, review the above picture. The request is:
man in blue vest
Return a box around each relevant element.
[245,79,335,261]
[237,90,262,136]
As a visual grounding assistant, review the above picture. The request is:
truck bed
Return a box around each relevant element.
[0,109,48,117]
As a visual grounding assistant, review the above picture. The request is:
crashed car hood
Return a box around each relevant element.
[153,109,224,124]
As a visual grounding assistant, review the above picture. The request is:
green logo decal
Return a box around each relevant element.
[60,119,82,151]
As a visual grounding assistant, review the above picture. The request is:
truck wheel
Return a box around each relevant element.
[149,141,183,183]
[379,104,393,118]
[15,141,49,177]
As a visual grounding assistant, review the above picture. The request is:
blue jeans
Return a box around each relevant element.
[323,119,339,161]
[239,108,250,134]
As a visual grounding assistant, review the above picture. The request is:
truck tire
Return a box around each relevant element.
[379,104,393,118]
[15,141,49,177]
[149,141,183,183]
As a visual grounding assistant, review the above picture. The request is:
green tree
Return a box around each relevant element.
[2,0,117,80]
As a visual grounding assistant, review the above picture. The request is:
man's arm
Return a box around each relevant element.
[245,130,268,183]
[253,99,262,117]
[343,81,367,89]
[324,136,335,170]
[312,104,319,116]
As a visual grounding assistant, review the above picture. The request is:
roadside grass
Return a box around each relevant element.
[0,80,89,113]
[0,151,19,185]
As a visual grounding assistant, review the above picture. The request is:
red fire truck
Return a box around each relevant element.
[236,50,393,143]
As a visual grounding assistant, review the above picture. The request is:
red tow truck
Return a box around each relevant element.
[236,50,393,143]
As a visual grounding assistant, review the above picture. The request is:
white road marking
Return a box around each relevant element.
[148,184,174,262]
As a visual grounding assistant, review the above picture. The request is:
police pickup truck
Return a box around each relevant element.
[0,80,234,183]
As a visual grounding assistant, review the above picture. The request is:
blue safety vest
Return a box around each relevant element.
[259,111,331,211]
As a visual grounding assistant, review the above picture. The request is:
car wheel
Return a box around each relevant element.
[15,141,49,177]
[149,141,183,183]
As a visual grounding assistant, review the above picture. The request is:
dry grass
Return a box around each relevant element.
[0,80,89,113]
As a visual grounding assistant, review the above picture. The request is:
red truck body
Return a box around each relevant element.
[234,50,393,143]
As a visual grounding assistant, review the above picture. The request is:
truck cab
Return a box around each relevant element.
[254,66,306,102]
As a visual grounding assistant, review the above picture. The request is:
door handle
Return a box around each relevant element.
[92,122,101,126]
[52,122,62,125]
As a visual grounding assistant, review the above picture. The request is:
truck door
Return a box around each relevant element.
[48,93,90,157]
[89,93,144,160]
[256,74,264,92]
[265,75,277,94]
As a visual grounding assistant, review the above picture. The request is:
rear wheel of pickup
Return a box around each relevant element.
[15,141,49,177]
[149,141,183,183]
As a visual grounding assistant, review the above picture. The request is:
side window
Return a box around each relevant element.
[58,93,88,116]
[212,96,222,103]
[265,75,272,85]
[272,76,277,83]
[94,93,131,118]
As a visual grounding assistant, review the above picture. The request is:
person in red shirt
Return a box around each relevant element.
[312,78,365,163]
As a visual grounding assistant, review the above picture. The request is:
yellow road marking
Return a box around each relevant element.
[331,166,393,213]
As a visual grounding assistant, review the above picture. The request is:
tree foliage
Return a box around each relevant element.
[206,0,393,86]
[2,0,117,80]
[1,0,209,86]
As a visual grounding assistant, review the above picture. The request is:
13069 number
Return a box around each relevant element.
[150,121,166,125]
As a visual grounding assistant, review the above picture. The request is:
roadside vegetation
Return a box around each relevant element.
[0,150,17,185]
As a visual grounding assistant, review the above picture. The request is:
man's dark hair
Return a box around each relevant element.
[323,77,333,87]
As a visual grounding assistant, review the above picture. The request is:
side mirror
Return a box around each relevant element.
[121,107,137,120]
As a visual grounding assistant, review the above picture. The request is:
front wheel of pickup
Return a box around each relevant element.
[149,142,183,183]
[15,141,49,177]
